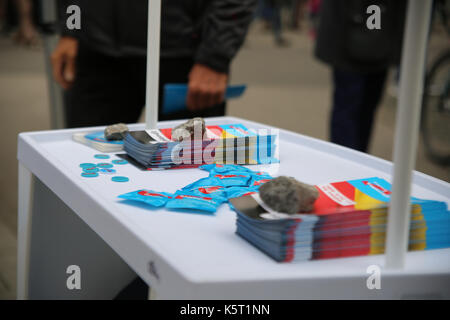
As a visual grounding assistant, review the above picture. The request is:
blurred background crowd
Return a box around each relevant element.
[0,0,448,299]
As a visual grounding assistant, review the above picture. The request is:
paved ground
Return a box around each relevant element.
[0,23,448,299]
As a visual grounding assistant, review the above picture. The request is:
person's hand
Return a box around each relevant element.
[51,36,79,89]
[187,64,228,111]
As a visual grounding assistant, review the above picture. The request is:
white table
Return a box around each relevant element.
[17,116,450,299]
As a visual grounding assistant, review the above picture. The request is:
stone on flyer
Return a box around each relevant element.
[172,117,206,141]
[104,123,129,140]
[259,176,319,214]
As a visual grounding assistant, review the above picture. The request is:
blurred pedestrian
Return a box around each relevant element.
[52,0,257,128]
[0,0,5,32]
[268,0,288,46]
[307,0,321,39]
[314,0,406,152]
[289,0,307,30]
[13,0,39,46]
[0,0,39,44]
[0,0,13,34]
[257,0,290,46]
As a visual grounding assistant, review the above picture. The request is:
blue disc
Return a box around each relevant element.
[94,154,110,159]
[112,159,128,165]
[80,163,96,168]
[81,172,99,178]
[97,163,113,169]
[83,167,99,173]
[111,176,129,183]
[98,168,116,175]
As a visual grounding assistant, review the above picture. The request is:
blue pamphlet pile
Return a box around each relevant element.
[73,131,123,152]
[123,123,278,170]
[230,177,450,262]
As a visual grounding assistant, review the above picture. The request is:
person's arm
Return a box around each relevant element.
[195,0,257,73]
[187,0,257,111]
[51,0,80,89]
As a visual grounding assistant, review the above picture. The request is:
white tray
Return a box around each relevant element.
[18,116,450,299]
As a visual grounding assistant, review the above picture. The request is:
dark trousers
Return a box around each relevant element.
[64,44,226,128]
[330,68,388,152]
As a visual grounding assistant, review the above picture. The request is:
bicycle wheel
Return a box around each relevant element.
[421,50,450,166]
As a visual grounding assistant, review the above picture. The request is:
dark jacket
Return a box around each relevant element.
[60,0,257,73]
[314,0,407,74]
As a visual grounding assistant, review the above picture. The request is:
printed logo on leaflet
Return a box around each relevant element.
[198,186,223,194]
[229,125,249,135]
[175,194,212,201]
[214,174,247,179]
[317,184,356,206]
[205,128,221,139]
[362,181,391,197]
[253,179,271,186]
[138,190,171,198]
[146,129,172,142]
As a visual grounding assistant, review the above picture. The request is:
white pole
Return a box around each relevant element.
[385,0,432,269]
[145,0,161,130]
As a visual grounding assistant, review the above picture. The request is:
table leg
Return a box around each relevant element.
[17,168,136,299]
[17,163,34,300]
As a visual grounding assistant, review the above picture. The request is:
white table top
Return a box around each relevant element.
[18,116,450,299]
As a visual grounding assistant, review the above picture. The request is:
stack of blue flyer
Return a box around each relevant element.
[123,123,279,170]
[73,131,123,152]
[230,177,450,262]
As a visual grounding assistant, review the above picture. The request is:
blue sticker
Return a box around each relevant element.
[94,154,110,159]
[81,172,99,178]
[118,190,173,207]
[83,167,99,173]
[112,159,128,165]
[97,163,113,169]
[80,163,96,168]
[112,176,129,183]
[166,190,221,213]
[98,168,116,175]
